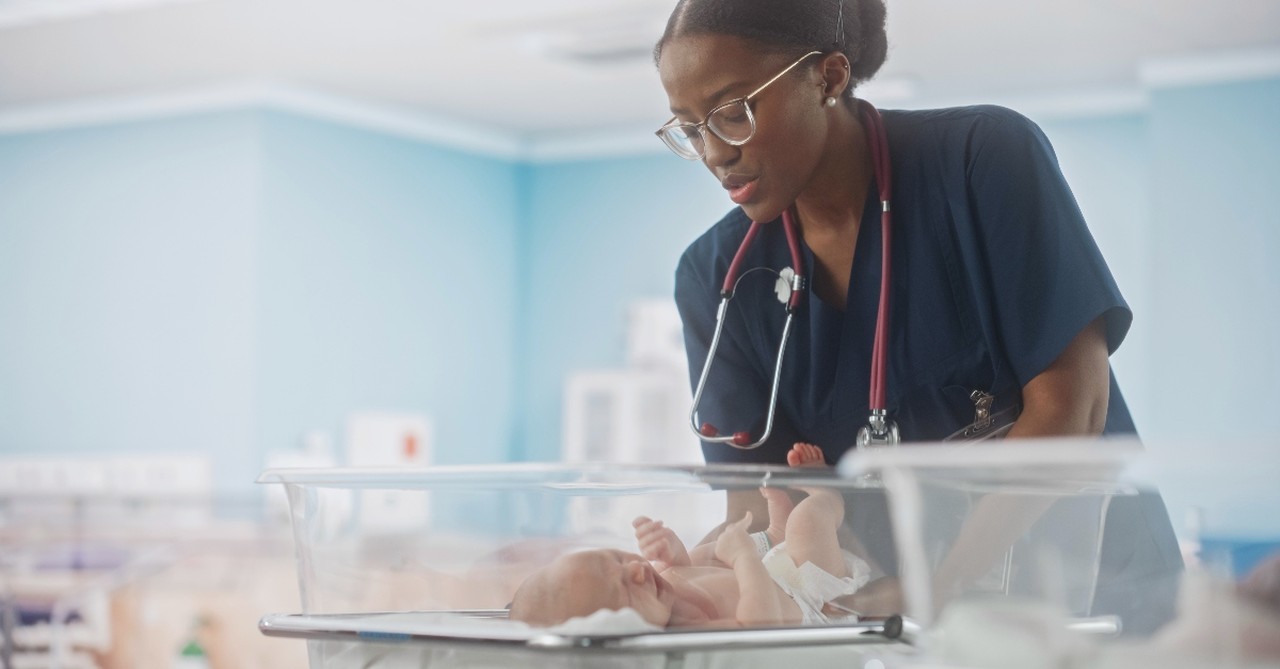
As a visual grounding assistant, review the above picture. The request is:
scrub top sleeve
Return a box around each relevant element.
[966,109,1132,389]
[674,249,799,464]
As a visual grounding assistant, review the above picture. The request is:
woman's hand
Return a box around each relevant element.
[633,516,692,570]
[714,512,758,569]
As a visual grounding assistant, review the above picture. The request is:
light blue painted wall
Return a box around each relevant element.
[0,110,522,496]
[253,111,521,470]
[1141,78,1280,539]
[0,113,261,491]
[1146,78,1280,442]
[517,156,725,461]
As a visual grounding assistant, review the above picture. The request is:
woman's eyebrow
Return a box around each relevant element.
[671,80,751,117]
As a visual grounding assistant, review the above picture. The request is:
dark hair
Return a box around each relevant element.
[654,0,888,96]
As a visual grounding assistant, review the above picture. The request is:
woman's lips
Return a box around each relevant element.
[726,178,758,205]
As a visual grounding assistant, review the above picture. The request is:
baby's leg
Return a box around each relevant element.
[759,488,793,548]
[758,443,824,546]
[784,443,849,578]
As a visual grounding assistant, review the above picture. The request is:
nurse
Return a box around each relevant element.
[658,0,1181,632]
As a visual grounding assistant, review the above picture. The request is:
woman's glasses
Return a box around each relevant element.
[655,51,823,160]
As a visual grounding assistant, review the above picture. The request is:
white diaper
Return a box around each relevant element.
[762,542,872,624]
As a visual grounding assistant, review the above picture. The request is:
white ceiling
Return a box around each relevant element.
[1,0,1279,144]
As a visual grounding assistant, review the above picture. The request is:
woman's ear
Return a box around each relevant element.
[819,52,853,98]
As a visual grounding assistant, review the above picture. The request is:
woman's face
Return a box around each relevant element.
[658,34,831,223]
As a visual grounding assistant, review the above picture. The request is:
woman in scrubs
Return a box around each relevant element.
[658,0,1181,633]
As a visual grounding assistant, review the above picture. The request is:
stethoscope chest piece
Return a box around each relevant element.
[856,409,900,448]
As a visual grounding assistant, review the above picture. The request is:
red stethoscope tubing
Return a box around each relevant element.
[863,98,892,412]
[692,99,893,449]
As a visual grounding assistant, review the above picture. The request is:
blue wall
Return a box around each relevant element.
[0,110,522,492]
[1147,78,1280,442]
[2,77,1278,537]
[517,156,723,460]
[1141,78,1280,539]
[253,112,521,474]
[0,113,261,488]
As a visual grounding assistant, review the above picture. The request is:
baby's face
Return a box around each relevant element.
[551,549,675,626]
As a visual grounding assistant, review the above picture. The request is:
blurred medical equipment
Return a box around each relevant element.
[346,412,433,533]
[563,300,697,465]
[0,456,207,668]
[561,300,717,537]
[689,100,899,450]
[0,455,308,669]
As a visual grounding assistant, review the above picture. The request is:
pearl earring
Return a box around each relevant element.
[825,96,837,107]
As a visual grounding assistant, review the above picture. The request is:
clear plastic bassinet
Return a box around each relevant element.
[257,439,1163,668]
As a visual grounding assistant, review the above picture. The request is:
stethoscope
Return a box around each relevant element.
[688,99,901,450]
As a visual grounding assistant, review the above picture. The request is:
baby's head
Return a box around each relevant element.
[508,548,674,627]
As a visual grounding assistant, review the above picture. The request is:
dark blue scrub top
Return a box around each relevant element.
[676,105,1136,465]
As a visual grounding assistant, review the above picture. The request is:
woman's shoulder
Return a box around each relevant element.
[883,104,1041,136]
[879,105,1058,187]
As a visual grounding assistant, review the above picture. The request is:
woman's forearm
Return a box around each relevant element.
[933,317,1112,598]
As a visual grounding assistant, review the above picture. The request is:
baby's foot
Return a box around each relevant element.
[787,443,843,523]
[759,487,793,548]
[788,442,827,468]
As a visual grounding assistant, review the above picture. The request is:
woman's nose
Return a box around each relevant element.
[701,131,738,167]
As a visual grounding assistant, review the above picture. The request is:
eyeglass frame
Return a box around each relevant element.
[655,50,825,160]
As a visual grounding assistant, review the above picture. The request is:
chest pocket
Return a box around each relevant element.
[894,383,1021,442]
[944,388,1022,440]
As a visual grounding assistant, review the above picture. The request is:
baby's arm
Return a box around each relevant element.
[715,513,790,626]
[633,516,693,569]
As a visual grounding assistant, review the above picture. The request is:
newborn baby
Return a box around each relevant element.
[509,444,872,628]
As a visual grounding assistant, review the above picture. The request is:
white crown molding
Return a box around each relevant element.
[522,125,667,163]
[0,83,260,134]
[0,79,1159,161]
[0,82,527,160]
[254,85,525,159]
[2,45,1278,161]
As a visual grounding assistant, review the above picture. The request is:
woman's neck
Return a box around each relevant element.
[793,105,873,238]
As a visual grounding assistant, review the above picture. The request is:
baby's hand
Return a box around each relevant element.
[633,516,691,569]
[714,512,758,569]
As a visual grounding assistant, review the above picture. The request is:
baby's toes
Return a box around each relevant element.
[788,442,826,467]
